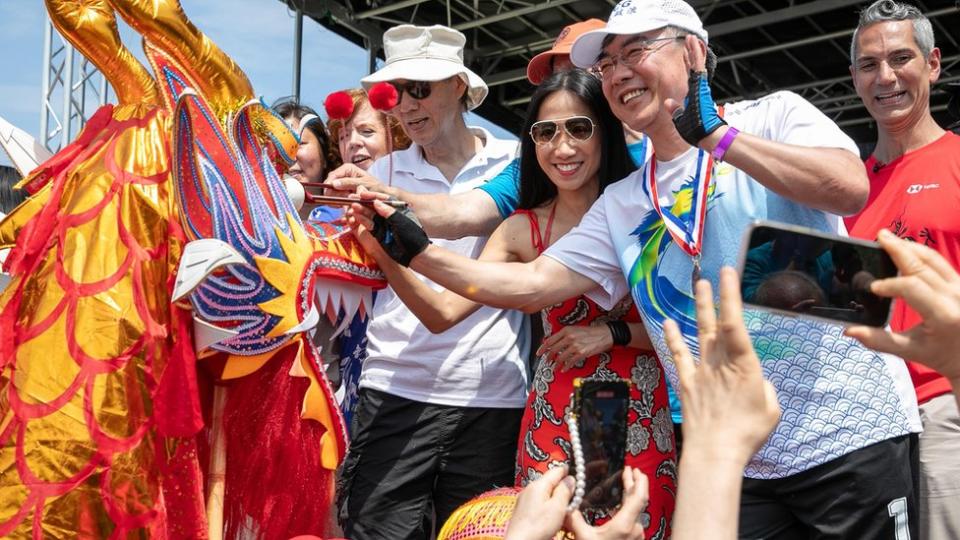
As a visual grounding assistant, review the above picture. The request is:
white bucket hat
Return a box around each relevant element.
[570,0,708,69]
[361,25,488,110]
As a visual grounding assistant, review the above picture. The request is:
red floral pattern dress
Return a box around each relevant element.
[513,209,676,538]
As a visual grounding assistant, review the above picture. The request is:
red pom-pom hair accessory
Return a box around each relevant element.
[324,91,355,120]
[368,82,399,111]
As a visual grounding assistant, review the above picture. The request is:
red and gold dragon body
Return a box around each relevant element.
[0,1,383,537]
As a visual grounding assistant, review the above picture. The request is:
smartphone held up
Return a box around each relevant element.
[571,378,630,511]
[738,221,897,327]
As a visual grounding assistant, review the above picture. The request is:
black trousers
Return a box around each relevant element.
[739,434,918,539]
[337,388,523,540]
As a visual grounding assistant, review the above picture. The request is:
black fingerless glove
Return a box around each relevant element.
[672,70,726,147]
[371,206,430,267]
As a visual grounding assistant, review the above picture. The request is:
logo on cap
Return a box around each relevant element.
[613,0,639,17]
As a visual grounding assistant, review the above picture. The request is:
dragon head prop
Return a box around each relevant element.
[151,47,385,361]
[0,1,380,537]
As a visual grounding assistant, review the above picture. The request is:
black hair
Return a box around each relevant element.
[270,97,318,121]
[0,165,26,214]
[301,118,341,170]
[517,69,635,210]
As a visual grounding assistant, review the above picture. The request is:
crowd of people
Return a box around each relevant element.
[305,0,960,538]
[256,0,960,538]
[2,0,959,538]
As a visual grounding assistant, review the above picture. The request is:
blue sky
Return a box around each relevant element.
[0,0,515,168]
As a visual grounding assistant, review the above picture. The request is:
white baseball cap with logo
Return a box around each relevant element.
[361,24,488,110]
[570,0,708,69]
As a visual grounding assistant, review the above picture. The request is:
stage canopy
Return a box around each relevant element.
[280,0,959,147]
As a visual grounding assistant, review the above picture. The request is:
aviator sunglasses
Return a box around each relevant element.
[388,80,433,102]
[529,116,596,145]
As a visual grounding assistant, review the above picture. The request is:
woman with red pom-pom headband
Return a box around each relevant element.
[325,87,410,175]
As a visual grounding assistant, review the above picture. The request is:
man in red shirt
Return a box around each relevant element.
[847,1,960,537]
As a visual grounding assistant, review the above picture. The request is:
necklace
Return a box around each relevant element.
[644,147,715,290]
[565,413,586,512]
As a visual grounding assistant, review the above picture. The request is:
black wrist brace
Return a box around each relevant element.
[371,207,430,267]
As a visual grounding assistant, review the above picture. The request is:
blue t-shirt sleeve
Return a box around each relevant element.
[476,157,521,219]
[627,138,648,167]
[309,205,344,222]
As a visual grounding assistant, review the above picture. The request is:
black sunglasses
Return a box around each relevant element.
[529,116,596,145]
[388,80,433,103]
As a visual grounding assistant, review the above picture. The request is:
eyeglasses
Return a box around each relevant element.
[529,116,596,145]
[389,80,433,102]
[591,36,684,80]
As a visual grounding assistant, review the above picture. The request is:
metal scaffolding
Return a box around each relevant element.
[31,1,960,147]
[39,17,112,153]
[288,0,960,143]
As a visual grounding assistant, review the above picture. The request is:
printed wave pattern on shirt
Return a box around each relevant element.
[623,182,912,479]
[743,311,912,478]
[637,280,913,478]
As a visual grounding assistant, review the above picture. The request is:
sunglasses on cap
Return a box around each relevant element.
[389,80,434,102]
[529,116,596,145]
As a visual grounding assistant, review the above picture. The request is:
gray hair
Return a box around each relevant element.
[850,0,935,63]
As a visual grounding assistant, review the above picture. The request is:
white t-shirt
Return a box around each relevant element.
[361,127,530,408]
[545,91,921,479]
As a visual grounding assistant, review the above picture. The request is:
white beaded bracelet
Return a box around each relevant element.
[565,414,586,513]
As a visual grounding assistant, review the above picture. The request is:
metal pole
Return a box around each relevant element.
[40,19,52,146]
[368,43,378,75]
[720,4,957,64]
[292,7,303,102]
[62,43,74,144]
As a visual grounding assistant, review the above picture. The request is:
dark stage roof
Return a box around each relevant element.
[281,0,960,147]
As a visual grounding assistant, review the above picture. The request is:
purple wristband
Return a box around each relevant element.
[711,126,739,162]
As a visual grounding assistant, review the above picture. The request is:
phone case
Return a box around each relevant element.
[736,220,896,328]
[571,377,631,511]
[572,377,632,416]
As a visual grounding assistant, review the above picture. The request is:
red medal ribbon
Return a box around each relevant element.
[645,147,714,258]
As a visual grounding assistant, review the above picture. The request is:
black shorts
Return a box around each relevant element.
[337,388,523,540]
[739,434,918,539]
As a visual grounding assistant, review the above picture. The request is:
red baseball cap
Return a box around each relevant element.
[526,19,607,85]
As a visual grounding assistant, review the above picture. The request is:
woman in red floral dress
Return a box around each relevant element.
[354,69,675,536]
[514,207,676,532]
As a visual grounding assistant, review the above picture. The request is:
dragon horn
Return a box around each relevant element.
[232,100,301,220]
[172,88,248,240]
[44,0,159,106]
[107,0,254,122]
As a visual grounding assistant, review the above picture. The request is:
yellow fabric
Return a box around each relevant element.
[288,342,343,469]
[0,102,177,536]
[0,0,356,534]
[0,185,50,249]
[436,488,566,540]
[254,213,316,338]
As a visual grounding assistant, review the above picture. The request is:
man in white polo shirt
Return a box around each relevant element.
[335,25,528,540]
